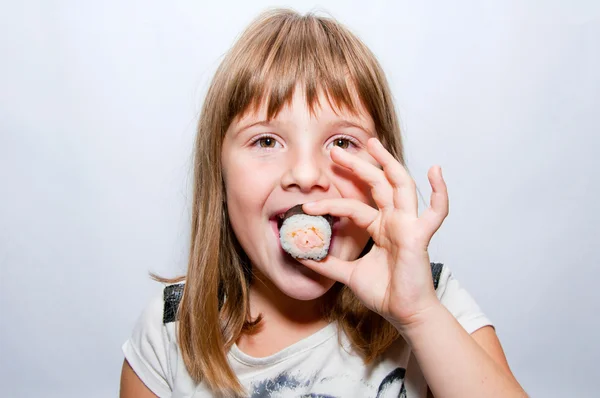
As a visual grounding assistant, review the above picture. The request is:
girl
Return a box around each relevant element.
[120,8,526,398]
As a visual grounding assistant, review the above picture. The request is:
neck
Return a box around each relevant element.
[235,269,335,358]
[248,271,329,326]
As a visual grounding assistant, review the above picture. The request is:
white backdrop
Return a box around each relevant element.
[1,1,598,397]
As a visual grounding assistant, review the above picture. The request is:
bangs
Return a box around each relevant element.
[223,11,380,125]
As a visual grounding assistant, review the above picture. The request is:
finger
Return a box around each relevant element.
[420,166,449,238]
[297,255,355,285]
[330,146,393,209]
[367,138,418,214]
[303,198,378,233]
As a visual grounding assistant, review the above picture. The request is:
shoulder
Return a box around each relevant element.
[163,282,185,324]
[429,261,464,299]
[124,281,186,348]
[133,281,186,329]
[121,281,186,396]
[429,262,445,291]
[429,262,494,334]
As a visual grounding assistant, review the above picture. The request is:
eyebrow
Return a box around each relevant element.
[233,118,374,137]
[327,120,374,136]
[234,120,277,137]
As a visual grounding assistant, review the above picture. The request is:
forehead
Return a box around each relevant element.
[231,83,375,133]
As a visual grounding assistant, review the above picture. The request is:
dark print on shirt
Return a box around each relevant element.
[250,372,311,397]
[375,367,407,398]
[249,367,406,398]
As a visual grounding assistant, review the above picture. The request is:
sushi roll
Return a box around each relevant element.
[279,204,333,261]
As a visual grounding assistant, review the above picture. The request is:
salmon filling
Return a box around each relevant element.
[289,227,325,252]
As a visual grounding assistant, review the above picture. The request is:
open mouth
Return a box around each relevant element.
[269,212,340,246]
[276,212,285,230]
[269,213,287,239]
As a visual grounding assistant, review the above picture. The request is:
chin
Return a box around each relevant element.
[270,256,337,301]
[279,278,336,301]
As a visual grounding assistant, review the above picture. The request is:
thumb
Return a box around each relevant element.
[297,255,355,285]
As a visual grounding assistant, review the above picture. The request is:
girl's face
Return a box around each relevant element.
[221,86,379,301]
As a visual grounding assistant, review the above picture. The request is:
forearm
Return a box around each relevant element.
[396,303,527,398]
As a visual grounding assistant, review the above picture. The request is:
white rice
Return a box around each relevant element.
[279,214,332,260]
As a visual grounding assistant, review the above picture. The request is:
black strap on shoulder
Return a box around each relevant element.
[430,262,444,290]
[162,263,444,323]
[163,284,184,324]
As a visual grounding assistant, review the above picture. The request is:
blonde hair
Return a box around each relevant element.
[155,8,406,397]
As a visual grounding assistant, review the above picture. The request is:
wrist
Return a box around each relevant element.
[389,300,448,340]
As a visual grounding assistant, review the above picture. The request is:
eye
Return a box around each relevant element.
[251,134,281,149]
[327,135,359,150]
[259,137,276,148]
[332,138,350,149]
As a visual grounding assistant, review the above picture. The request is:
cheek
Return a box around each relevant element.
[223,158,277,216]
[225,165,259,209]
[223,162,266,254]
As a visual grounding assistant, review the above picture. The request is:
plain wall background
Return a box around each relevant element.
[1,1,598,397]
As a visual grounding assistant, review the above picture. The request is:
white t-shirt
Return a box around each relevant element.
[122,263,493,397]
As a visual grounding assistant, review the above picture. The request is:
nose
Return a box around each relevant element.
[281,149,330,193]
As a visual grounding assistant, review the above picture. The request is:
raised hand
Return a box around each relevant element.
[300,138,449,333]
